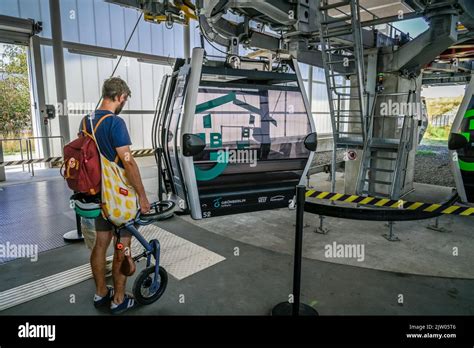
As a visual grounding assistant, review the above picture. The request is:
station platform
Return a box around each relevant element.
[0,159,473,315]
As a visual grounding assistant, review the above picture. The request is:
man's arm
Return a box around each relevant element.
[116,145,150,213]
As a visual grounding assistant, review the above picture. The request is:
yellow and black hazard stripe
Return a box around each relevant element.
[0,149,156,167]
[131,149,156,158]
[305,190,474,216]
[0,157,63,167]
[0,149,155,167]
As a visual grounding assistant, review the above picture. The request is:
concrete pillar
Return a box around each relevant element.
[344,48,421,198]
[183,24,191,59]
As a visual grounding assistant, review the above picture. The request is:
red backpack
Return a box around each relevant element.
[61,114,113,195]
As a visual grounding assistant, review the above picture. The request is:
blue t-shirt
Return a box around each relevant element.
[79,110,131,168]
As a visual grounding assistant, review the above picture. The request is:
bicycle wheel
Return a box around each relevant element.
[132,266,168,305]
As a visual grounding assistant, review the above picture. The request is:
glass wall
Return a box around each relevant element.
[58,0,184,56]
[0,0,180,151]
[0,0,52,38]
[62,50,172,149]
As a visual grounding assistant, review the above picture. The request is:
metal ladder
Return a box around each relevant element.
[355,91,416,199]
[316,0,367,147]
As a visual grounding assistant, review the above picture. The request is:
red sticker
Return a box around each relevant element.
[119,188,129,196]
[347,150,357,161]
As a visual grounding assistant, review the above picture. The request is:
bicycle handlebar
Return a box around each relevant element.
[135,201,175,225]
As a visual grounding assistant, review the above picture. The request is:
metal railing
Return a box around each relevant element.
[0,135,64,177]
[333,4,413,41]
[432,114,453,127]
[26,136,65,176]
[0,138,28,172]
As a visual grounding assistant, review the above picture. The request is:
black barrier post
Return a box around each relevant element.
[292,184,304,315]
[63,213,84,242]
[157,148,163,202]
[271,185,318,316]
[63,200,84,242]
[156,147,167,212]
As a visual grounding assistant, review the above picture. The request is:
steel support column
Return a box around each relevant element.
[184,23,191,59]
[49,0,70,143]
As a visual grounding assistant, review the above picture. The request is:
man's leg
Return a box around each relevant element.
[112,233,132,304]
[91,229,113,297]
[91,216,115,296]
[85,219,113,278]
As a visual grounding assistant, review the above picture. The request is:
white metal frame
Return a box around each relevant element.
[179,48,205,219]
[449,74,474,203]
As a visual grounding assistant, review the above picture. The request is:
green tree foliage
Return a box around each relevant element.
[425,125,451,140]
[425,97,462,120]
[0,45,31,137]
[423,97,462,141]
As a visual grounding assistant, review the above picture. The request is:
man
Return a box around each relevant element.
[80,77,150,314]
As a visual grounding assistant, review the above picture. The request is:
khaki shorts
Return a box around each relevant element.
[94,214,114,231]
[81,216,132,250]
[94,215,133,237]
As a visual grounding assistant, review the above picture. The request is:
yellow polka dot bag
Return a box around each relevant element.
[89,114,138,226]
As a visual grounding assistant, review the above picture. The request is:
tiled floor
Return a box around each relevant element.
[0,158,159,264]
[0,179,75,263]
